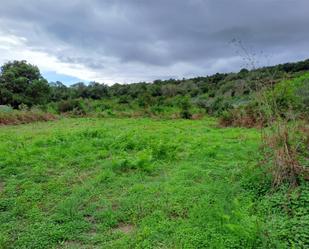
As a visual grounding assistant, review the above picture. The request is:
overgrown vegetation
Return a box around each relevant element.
[1,118,308,248]
[215,44,309,189]
[262,122,309,187]
[0,59,308,248]
[1,59,309,120]
[0,105,57,125]
[220,73,309,127]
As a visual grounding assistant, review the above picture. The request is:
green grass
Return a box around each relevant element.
[0,118,308,248]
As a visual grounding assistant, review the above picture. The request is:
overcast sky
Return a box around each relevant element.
[0,0,308,85]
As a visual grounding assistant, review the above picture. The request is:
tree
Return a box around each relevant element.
[0,60,50,108]
[161,84,178,97]
[49,81,70,101]
[70,82,88,98]
[87,82,109,99]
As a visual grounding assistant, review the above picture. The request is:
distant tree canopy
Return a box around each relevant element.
[0,60,50,108]
[0,59,309,109]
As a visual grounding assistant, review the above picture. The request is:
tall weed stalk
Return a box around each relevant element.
[232,40,309,187]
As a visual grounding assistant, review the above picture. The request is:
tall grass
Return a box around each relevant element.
[222,42,309,187]
[0,105,57,125]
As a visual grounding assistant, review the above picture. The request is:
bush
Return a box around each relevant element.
[57,99,86,115]
[267,73,309,120]
[0,105,13,113]
[220,108,257,128]
[118,96,130,104]
[112,150,154,173]
[262,122,309,187]
[92,101,111,112]
[179,97,192,119]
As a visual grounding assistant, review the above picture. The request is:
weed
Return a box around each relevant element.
[0,118,307,248]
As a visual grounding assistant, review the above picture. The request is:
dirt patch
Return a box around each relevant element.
[84,214,96,224]
[114,223,134,234]
[191,113,204,120]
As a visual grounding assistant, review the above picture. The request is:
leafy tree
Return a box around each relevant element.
[87,82,109,99]
[161,84,178,97]
[70,82,88,98]
[49,81,70,101]
[0,60,50,108]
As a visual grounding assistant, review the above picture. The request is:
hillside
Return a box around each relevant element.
[0,59,308,248]
[0,59,309,120]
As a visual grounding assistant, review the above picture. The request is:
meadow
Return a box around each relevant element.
[1,118,307,248]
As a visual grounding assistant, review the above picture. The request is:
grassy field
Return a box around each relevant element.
[0,118,307,248]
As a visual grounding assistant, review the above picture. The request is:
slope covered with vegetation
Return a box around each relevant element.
[1,59,309,120]
[0,59,308,248]
[1,118,308,248]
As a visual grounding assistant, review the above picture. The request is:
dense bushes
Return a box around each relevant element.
[219,107,263,128]
[220,73,309,127]
[217,71,309,191]
[271,74,309,120]
[57,99,86,115]
[1,59,308,124]
[1,59,309,119]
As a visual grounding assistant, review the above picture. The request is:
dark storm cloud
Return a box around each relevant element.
[0,0,308,83]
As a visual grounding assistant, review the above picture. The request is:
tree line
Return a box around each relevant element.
[1,59,309,113]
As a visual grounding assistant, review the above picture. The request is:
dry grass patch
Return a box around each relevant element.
[0,111,57,125]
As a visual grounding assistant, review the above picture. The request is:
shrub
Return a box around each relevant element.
[112,150,154,173]
[151,142,178,161]
[179,97,192,119]
[57,99,86,114]
[118,96,130,104]
[0,105,13,113]
[220,74,309,128]
[206,97,232,115]
[219,102,267,128]
[220,109,253,128]
[150,105,164,115]
[262,121,309,188]
[92,101,111,112]
[265,74,309,120]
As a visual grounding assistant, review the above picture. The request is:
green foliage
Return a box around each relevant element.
[0,106,57,125]
[220,73,309,127]
[257,183,309,248]
[208,96,233,115]
[0,105,13,113]
[1,118,307,248]
[270,73,309,119]
[0,60,50,108]
[57,99,86,115]
[1,59,309,119]
[179,96,192,119]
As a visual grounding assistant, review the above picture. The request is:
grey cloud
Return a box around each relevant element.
[0,0,308,83]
